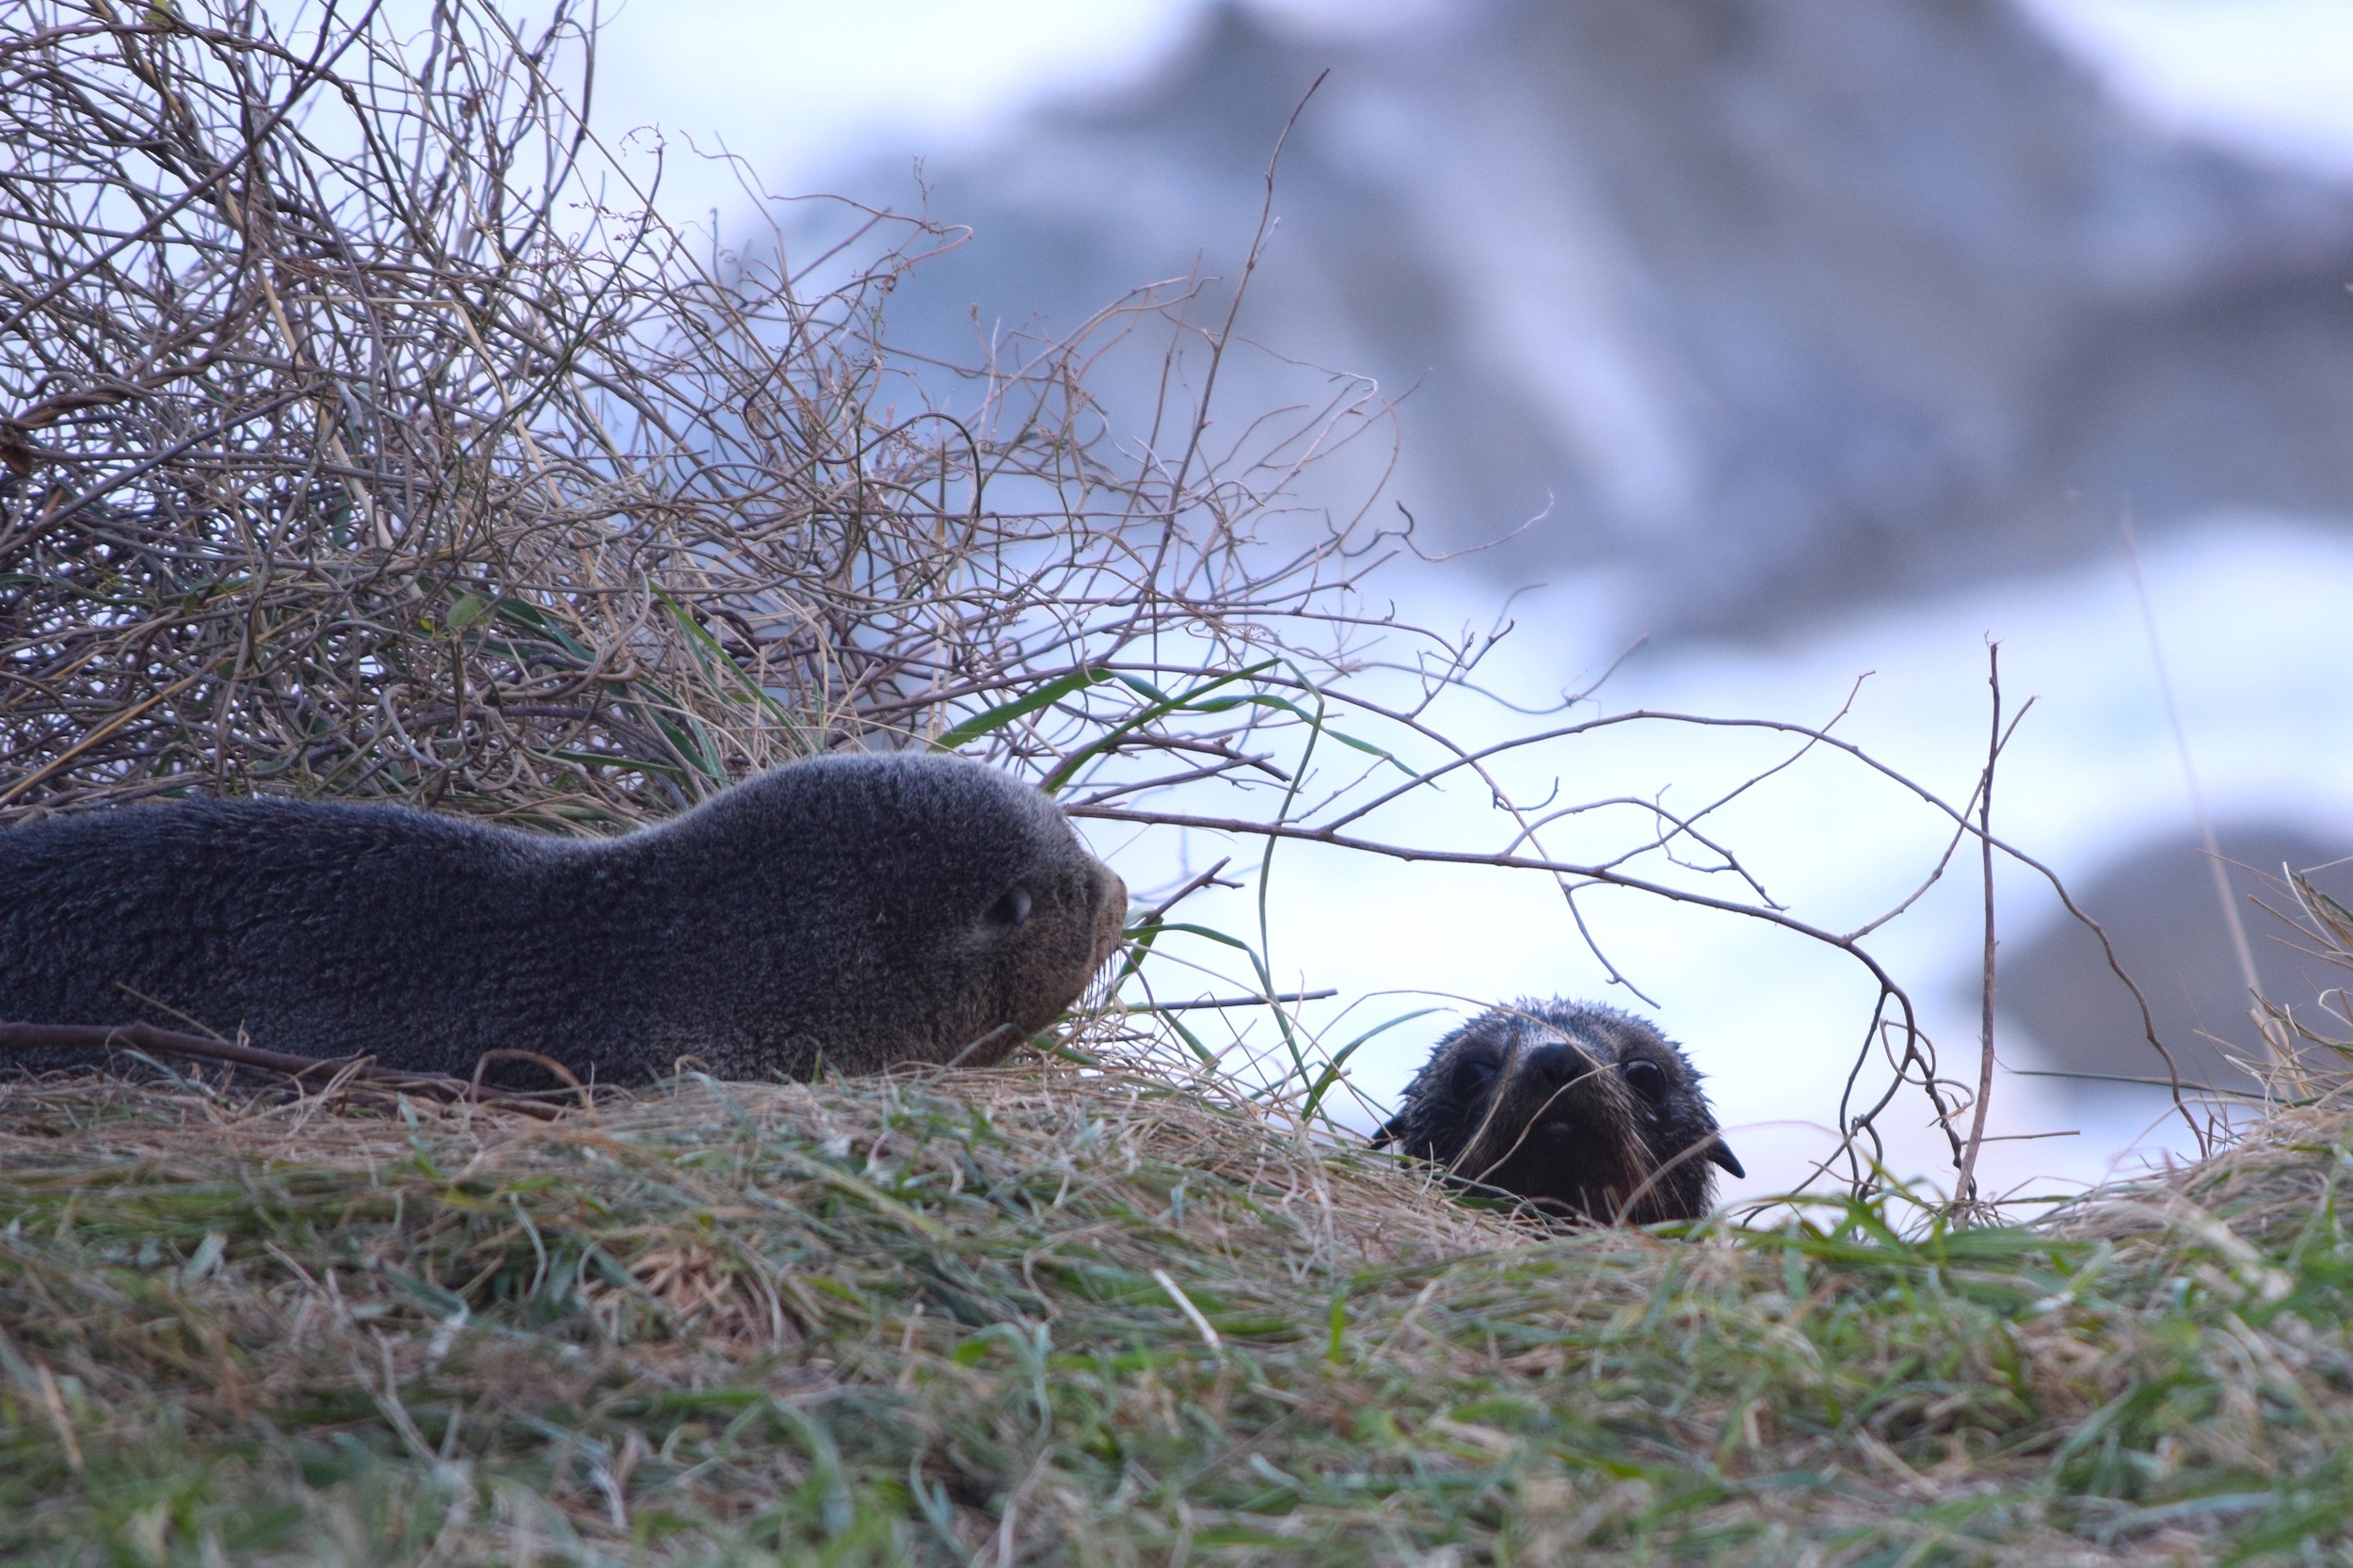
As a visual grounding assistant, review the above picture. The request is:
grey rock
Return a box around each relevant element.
[1997,824,2353,1096]
[856,0,2353,637]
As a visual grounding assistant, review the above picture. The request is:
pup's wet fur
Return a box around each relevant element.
[1373,999,1741,1224]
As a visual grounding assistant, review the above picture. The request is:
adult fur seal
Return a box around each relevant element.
[0,753,1127,1084]
[1373,999,1741,1224]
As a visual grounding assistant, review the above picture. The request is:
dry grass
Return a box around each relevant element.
[4,1058,2353,1566]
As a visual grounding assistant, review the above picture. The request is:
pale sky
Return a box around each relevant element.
[578,0,2353,224]
[2022,0,2353,175]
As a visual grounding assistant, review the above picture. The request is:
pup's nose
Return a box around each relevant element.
[1523,1040,1604,1089]
[1090,861,1128,923]
[1087,861,1128,958]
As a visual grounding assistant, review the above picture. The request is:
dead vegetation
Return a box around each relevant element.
[0,0,1387,831]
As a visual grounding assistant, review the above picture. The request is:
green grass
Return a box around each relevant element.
[4,1068,2353,1565]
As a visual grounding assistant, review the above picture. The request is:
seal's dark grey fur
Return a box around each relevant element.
[1373,999,1741,1224]
[0,753,1127,1084]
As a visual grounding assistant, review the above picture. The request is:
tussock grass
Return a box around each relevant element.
[6,1064,2353,1565]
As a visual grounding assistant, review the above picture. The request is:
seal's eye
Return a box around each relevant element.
[1449,1055,1498,1099]
[986,885,1033,930]
[1623,1058,1669,1104]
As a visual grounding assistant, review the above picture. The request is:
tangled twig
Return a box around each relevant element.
[0,1020,566,1118]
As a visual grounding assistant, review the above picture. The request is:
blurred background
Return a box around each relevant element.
[586,0,2353,1203]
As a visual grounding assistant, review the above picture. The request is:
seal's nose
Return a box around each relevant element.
[1522,1039,1604,1090]
[1086,859,1128,964]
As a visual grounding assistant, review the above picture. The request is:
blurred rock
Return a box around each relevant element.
[855,0,2353,638]
[1997,824,2353,1096]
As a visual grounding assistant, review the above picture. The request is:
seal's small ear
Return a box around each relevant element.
[1706,1137,1745,1179]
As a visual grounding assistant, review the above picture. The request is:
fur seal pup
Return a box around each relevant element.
[1373,999,1741,1224]
[0,753,1127,1084]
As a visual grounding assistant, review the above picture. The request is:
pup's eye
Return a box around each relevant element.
[987,886,1032,929]
[1623,1059,1669,1104]
[1449,1056,1498,1098]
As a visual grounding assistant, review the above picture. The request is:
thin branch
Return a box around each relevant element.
[0,1020,566,1118]
[1955,641,2001,1211]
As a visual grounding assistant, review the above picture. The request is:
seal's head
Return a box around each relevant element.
[1373,1000,1740,1224]
[648,751,1128,1075]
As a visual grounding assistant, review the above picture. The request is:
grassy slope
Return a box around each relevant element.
[2,1068,2350,1566]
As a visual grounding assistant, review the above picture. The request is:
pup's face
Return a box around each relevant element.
[696,753,1127,1072]
[947,836,1127,1065]
[1376,1000,1740,1224]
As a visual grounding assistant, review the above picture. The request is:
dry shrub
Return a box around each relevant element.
[0,0,1385,829]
